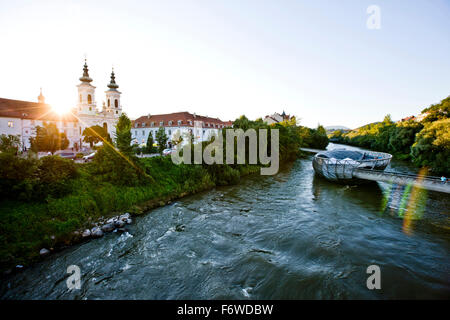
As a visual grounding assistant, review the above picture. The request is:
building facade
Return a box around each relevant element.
[0,60,123,150]
[263,111,292,125]
[132,112,232,148]
[74,60,123,147]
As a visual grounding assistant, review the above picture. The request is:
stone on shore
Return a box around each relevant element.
[40,248,50,257]
[125,218,132,224]
[120,213,130,221]
[114,220,125,228]
[91,227,104,238]
[101,223,115,233]
[82,229,91,238]
[107,217,118,224]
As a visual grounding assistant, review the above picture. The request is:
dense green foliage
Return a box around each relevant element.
[330,96,449,175]
[155,127,168,154]
[411,119,449,174]
[0,154,78,202]
[29,122,69,154]
[144,133,156,154]
[82,125,111,148]
[0,134,21,154]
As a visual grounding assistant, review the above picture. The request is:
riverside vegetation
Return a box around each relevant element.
[329,96,450,175]
[0,114,328,273]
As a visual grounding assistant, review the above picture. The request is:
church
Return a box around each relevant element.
[0,60,123,150]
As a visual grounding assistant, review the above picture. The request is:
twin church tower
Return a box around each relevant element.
[75,60,123,137]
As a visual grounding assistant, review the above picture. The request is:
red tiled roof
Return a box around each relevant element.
[133,112,232,128]
[0,98,78,122]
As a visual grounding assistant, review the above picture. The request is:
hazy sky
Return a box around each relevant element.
[0,0,449,128]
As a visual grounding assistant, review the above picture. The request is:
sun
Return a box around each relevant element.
[49,96,73,115]
[51,103,73,115]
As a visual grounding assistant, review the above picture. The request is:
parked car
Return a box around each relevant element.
[58,152,77,160]
[162,148,173,156]
[82,152,96,162]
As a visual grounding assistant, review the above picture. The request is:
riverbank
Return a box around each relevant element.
[0,155,265,275]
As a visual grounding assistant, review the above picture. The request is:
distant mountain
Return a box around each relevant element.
[325,125,350,131]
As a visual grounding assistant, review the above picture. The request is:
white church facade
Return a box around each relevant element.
[0,60,123,151]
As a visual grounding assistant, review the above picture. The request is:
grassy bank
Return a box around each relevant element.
[0,155,263,273]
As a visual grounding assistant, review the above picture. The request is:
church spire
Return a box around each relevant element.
[79,59,93,83]
[37,87,45,103]
[107,68,119,90]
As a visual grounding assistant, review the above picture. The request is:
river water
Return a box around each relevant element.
[1,143,449,299]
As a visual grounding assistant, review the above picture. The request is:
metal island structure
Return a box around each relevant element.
[301,148,450,194]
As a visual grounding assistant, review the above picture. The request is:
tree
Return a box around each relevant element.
[155,127,168,154]
[411,118,450,175]
[82,125,110,148]
[420,96,450,123]
[0,134,21,154]
[115,113,133,154]
[29,122,69,155]
[144,133,155,154]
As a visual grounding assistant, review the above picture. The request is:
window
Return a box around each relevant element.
[168,120,173,126]
[89,107,92,111]
[160,121,164,126]
[188,120,192,125]
[88,94,92,104]
[116,111,118,114]
[8,121,13,128]
[108,99,110,107]
[142,123,146,127]
[168,129,171,135]
[178,120,182,125]
[142,131,145,136]
[151,122,154,127]
[135,131,137,136]
[79,94,82,103]
[115,99,118,108]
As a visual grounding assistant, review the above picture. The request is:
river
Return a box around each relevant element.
[1,143,449,299]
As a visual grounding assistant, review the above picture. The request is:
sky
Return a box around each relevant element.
[0,0,449,129]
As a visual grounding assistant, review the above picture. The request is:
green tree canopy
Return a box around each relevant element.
[29,122,69,154]
[144,132,155,154]
[82,125,110,148]
[115,113,133,155]
[411,118,450,175]
[155,127,168,154]
[0,134,21,154]
[420,96,450,123]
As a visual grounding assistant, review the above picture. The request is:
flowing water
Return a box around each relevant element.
[1,143,449,299]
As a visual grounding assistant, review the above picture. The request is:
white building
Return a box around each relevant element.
[263,111,292,125]
[132,112,233,148]
[0,60,123,150]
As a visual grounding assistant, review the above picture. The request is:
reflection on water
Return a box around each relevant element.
[0,144,449,299]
